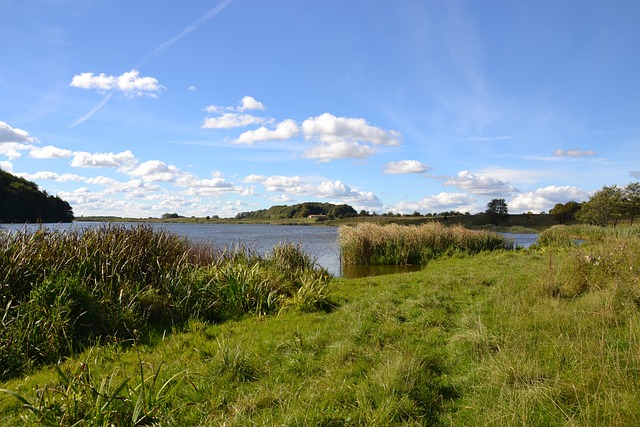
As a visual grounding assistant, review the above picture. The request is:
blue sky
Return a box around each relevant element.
[1,0,639,218]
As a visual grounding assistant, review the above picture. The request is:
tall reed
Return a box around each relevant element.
[0,225,330,380]
[339,222,512,265]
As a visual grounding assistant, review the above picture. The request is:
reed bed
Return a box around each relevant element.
[0,224,330,380]
[538,223,640,248]
[339,222,512,265]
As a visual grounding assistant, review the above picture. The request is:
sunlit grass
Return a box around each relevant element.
[339,222,512,265]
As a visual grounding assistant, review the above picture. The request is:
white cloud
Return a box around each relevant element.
[0,142,32,160]
[554,148,596,157]
[29,145,74,159]
[128,160,181,182]
[243,174,266,183]
[202,96,269,129]
[17,171,85,182]
[239,96,266,111]
[0,161,12,171]
[315,180,382,207]
[261,175,311,194]
[69,70,164,98]
[304,141,374,162]
[509,185,590,213]
[444,170,516,196]
[71,150,136,168]
[302,113,401,146]
[235,119,299,145]
[0,122,37,159]
[301,113,400,161]
[384,160,430,175]
[393,192,478,214]
[0,121,37,143]
[202,113,266,129]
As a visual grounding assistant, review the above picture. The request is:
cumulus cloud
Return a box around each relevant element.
[179,172,238,195]
[304,141,375,162]
[302,113,400,146]
[0,142,32,160]
[509,185,590,213]
[128,160,182,182]
[0,121,37,144]
[235,119,299,144]
[384,160,430,175]
[29,145,74,159]
[315,180,382,206]
[301,113,400,161]
[444,170,516,196]
[243,174,266,183]
[393,192,477,215]
[202,113,267,129]
[202,96,269,129]
[239,96,266,111]
[69,70,164,97]
[71,150,135,168]
[0,122,37,159]
[0,160,12,171]
[553,148,596,157]
[261,175,311,194]
[17,171,85,182]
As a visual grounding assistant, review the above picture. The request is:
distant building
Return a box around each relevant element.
[308,214,327,219]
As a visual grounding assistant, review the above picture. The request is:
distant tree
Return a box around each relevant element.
[549,201,582,224]
[576,185,624,227]
[161,213,181,219]
[623,182,640,225]
[485,198,509,224]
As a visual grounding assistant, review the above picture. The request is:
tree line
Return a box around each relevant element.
[570,182,640,227]
[0,169,74,223]
[236,202,358,220]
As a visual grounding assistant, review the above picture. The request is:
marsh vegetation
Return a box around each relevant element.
[1,223,639,425]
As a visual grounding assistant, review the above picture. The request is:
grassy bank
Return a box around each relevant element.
[2,226,640,425]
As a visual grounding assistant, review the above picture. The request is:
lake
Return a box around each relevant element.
[1,222,538,278]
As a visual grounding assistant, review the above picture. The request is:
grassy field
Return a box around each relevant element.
[2,225,640,425]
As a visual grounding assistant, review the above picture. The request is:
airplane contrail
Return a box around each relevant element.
[69,92,113,128]
[69,0,236,128]
[136,0,236,69]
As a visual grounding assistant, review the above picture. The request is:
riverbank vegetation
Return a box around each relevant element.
[339,222,512,265]
[0,225,331,381]
[2,223,640,425]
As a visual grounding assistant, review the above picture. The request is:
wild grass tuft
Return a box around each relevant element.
[0,224,331,380]
[339,222,512,265]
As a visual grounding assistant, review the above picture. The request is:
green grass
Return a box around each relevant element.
[2,226,640,425]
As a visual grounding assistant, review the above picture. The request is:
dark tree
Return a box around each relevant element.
[485,198,509,224]
[0,169,74,223]
[549,201,582,224]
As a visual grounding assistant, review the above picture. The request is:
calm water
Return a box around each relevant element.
[1,222,538,278]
